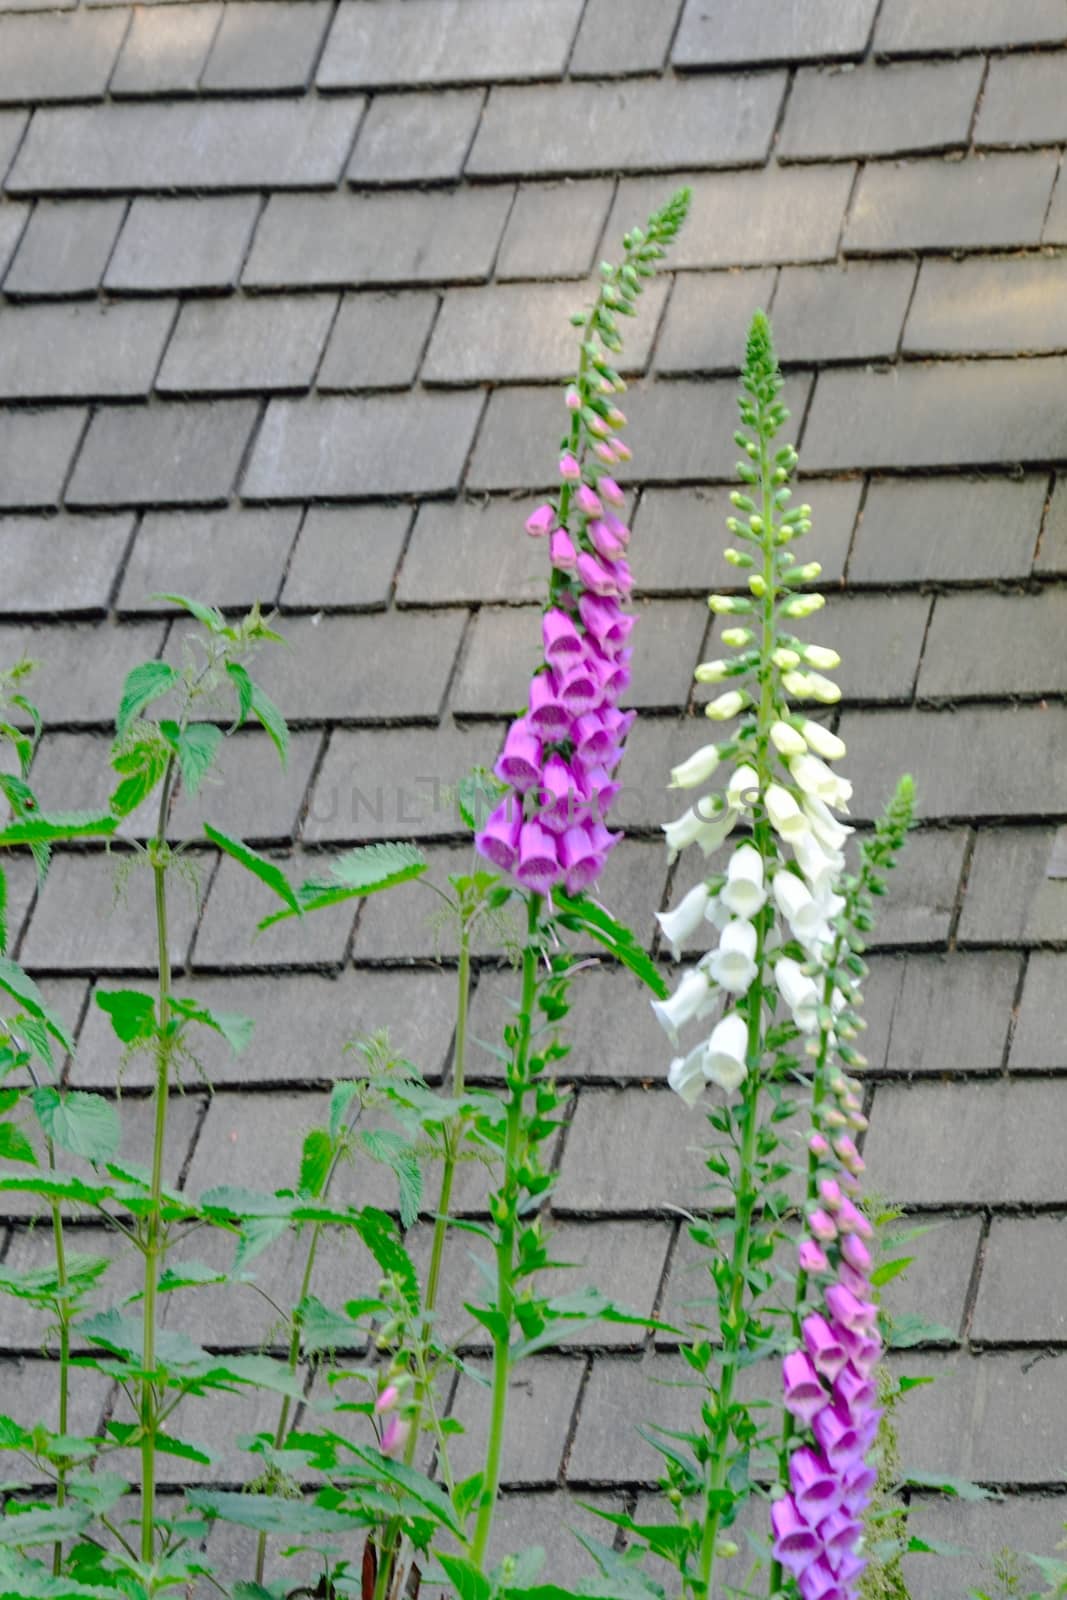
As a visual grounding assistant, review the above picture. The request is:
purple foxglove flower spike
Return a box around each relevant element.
[494,720,543,792]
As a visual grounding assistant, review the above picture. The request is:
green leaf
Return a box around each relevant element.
[116,660,180,738]
[358,1128,421,1228]
[888,1314,955,1348]
[298,1296,378,1355]
[552,892,669,999]
[903,1471,1000,1502]
[299,1128,333,1200]
[109,731,170,818]
[437,1555,491,1600]
[870,1255,914,1288]
[186,1490,355,1537]
[227,660,254,724]
[226,663,289,767]
[161,721,222,797]
[258,841,427,929]
[94,987,157,1046]
[0,1548,117,1600]
[154,595,227,634]
[32,1088,120,1163]
[343,1445,463,1538]
[0,1505,92,1548]
[158,1261,231,1293]
[169,996,253,1055]
[0,957,74,1053]
[353,1206,420,1315]
[0,811,117,847]
[456,767,506,834]
[0,1121,37,1165]
[203,824,301,913]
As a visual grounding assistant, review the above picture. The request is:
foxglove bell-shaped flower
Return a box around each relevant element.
[703,1009,749,1091]
[775,954,821,1033]
[706,917,758,994]
[802,721,847,762]
[656,881,712,960]
[669,743,720,789]
[652,966,714,1046]
[667,1041,709,1107]
[720,843,767,918]
[766,783,810,842]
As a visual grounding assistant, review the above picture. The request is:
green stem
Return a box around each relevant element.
[469,893,541,1569]
[49,1181,70,1578]
[424,917,471,1335]
[141,754,178,1568]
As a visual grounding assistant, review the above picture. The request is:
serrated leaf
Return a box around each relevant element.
[32,1088,120,1164]
[0,811,117,847]
[203,824,301,913]
[437,1555,491,1600]
[163,722,222,797]
[298,1296,376,1355]
[109,731,169,818]
[0,1121,37,1166]
[870,1255,913,1288]
[0,957,74,1053]
[354,1206,420,1315]
[300,1128,333,1200]
[158,1261,231,1293]
[358,1128,421,1228]
[552,892,669,999]
[226,661,254,725]
[903,1471,999,1502]
[94,987,156,1046]
[888,1314,955,1348]
[116,660,180,739]
[154,595,227,634]
[0,1505,92,1548]
[456,767,506,834]
[258,841,426,929]
[169,996,253,1056]
[186,1490,355,1537]
[249,680,288,768]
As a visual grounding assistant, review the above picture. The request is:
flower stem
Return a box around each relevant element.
[141,753,178,1567]
[470,893,542,1568]
[49,1180,70,1577]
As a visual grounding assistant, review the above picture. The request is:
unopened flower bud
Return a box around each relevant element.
[694,659,729,684]
[720,627,753,647]
[803,644,840,671]
[708,594,751,614]
[772,647,801,669]
[565,386,581,412]
[705,689,746,721]
[724,547,754,568]
[559,452,581,481]
[770,720,807,757]
[781,593,826,619]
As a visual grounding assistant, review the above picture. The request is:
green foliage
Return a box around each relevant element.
[257,840,428,928]
[552,892,669,998]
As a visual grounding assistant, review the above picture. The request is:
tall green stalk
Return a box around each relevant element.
[469,893,542,1569]
[49,1177,71,1577]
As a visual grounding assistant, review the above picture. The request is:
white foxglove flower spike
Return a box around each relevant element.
[651,967,714,1046]
[656,881,711,960]
[703,1011,749,1092]
[721,844,767,918]
[705,917,758,994]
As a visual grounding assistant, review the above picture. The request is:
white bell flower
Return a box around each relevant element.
[703,1011,749,1092]
[770,720,807,757]
[693,795,739,858]
[726,764,760,809]
[706,917,758,994]
[668,1042,709,1106]
[669,744,720,789]
[651,966,714,1046]
[772,869,827,944]
[789,754,853,813]
[801,721,846,762]
[720,843,767,918]
[792,829,845,893]
[803,795,853,853]
[775,956,821,1033]
[656,882,711,960]
[765,783,811,842]
[663,806,707,859]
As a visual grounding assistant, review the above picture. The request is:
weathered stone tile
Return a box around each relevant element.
[111,4,220,95]
[281,505,410,610]
[845,153,1056,253]
[0,1360,111,1467]
[655,269,776,374]
[202,1,332,92]
[0,108,28,181]
[318,0,584,87]
[106,196,260,292]
[864,827,968,949]
[158,295,336,397]
[1011,953,1067,1068]
[568,1352,706,1482]
[0,407,87,509]
[674,0,877,65]
[16,618,165,726]
[108,1375,283,1485]
[496,180,613,281]
[850,475,1045,585]
[72,967,456,1090]
[0,9,126,103]
[0,196,28,281]
[864,951,1020,1074]
[167,730,321,845]
[317,291,438,390]
[243,392,482,500]
[607,166,856,271]
[0,855,37,957]
[780,59,981,161]
[348,842,521,963]
[348,89,483,185]
[10,99,361,193]
[803,591,931,703]
[425,277,667,384]
[866,1079,1067,1205]
[804,358,1067,471]
[457,1493,624,1590]
[68,401,258,508]
[881,1215,983,1341]
[965,1353,1067,1482]
[556,1087,716,1214]
[773,261,916,363]
[1044,164,1067,245]
[468,75,786,177]
[0,301,175,401]
[571,0,681,75]
[843,707,1067,821]
[118,507,299,615]
[0,513,131,613]
[960,826,1067,945]
[976,54,1067,148]
[1035,474,1067,573]
[396,497,548,605]
[906,256,1067,356]
[245,188,513,290]
[445,1355,584,1485]
[20,848,200,972]
[903,1496,1067,1600]
[0,1223,143,1351]
[304,722,502,844]
[27,731,156,842]
[920,590,1067,699]
[875,0,1067,52]
[4,198,124,297]
[192,853,353,971]
[973,1219,1067,1343]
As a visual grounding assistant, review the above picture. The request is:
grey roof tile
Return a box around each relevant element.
[849,474,1045,585]
[0,300,176,401]
[242,392,483,500]
[556,1087,719,1215]
[1036,474,1067,574]
[9,98,362,193]
[0,406,88,509]
[844,152,1057,253]
[468,75,787,178]
[395,496,548,606]
[779,590,931,704]
[495,180,614,281]
[110,3,221,96]
[976,53,1067,148]
[3,198,124,297]
[863,951,1021,1074]
[349,842,523,962]
[906,255,1067,355]
[780,58,982,161]
[20,847,200,972]
[192,852,353,971]
[567,1352,705,1481]
[201,0,332,92]
[973,1218,1067,1342]
[0,853,38,958]
[772,260,916,363]
[169,729,322,844]
[348,89,484,186]
[880,1215,982,1341]
[920,590,1067,699]
[1043,162,1067,244]
[13,618,165,725]
[875,0,1067,52]
[424,277,667,385]
[105,195,261,292]
[1010,952,1067,1068]
[67,400,258,508]
[0,107,27,181]
[0,513,131,614]
[0,196,29,280]
[157,294,337,397]
[674,0,878,66]
[26,730,157,840]
[570,0,681,76]
[959,826,1067,945]
[244,186,515,289]
[318,0,584,89]
[0,9,127,104]
[655,268,776,374]
[444,1354,584,1486]
[903,1497,1067,1600]
[607,165,856,269]
[317,291,439,391]
[117,506,299,615]
[280,503,411,609]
